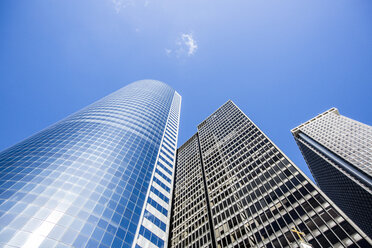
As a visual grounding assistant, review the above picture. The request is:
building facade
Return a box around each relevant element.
[170,101,372,248]
[291,108,372,238]
[169,134,215,248]
[0,80,181,248]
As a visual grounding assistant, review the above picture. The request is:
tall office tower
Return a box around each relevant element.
[0,80,181,248]
[291,108,372,238]
[170,101,372,248]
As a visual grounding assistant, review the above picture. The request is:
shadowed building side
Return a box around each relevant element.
[291,108,372,238]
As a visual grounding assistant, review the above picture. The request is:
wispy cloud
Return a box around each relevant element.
[165,49,172,56]
[181,33,198,56]
[111,0,134,13]
[165,33,198,57]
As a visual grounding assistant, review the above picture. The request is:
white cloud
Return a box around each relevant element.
[165,49,172,55]
[112,0,123,13]
[166,33,198,57]
[181,33,198,56]
[111,0,134,13]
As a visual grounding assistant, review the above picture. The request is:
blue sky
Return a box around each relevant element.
[0,0,371,180]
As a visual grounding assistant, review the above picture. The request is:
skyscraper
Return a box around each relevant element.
[169,101,372,248]
[0,80,181,248]
[291,108,372,238]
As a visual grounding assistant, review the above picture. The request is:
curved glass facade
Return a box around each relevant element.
[0,80,181,248]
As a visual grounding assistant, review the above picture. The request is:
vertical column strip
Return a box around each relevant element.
[196,133,217,248]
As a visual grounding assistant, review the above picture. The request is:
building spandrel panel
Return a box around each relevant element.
[0,80,181,248]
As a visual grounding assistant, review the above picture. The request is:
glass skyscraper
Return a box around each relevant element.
[0,80,181,248]
[291,108,372,238]
[169,101,372,248]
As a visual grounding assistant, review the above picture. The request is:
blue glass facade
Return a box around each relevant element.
[134,90,181,248]
[0,80,181,248]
